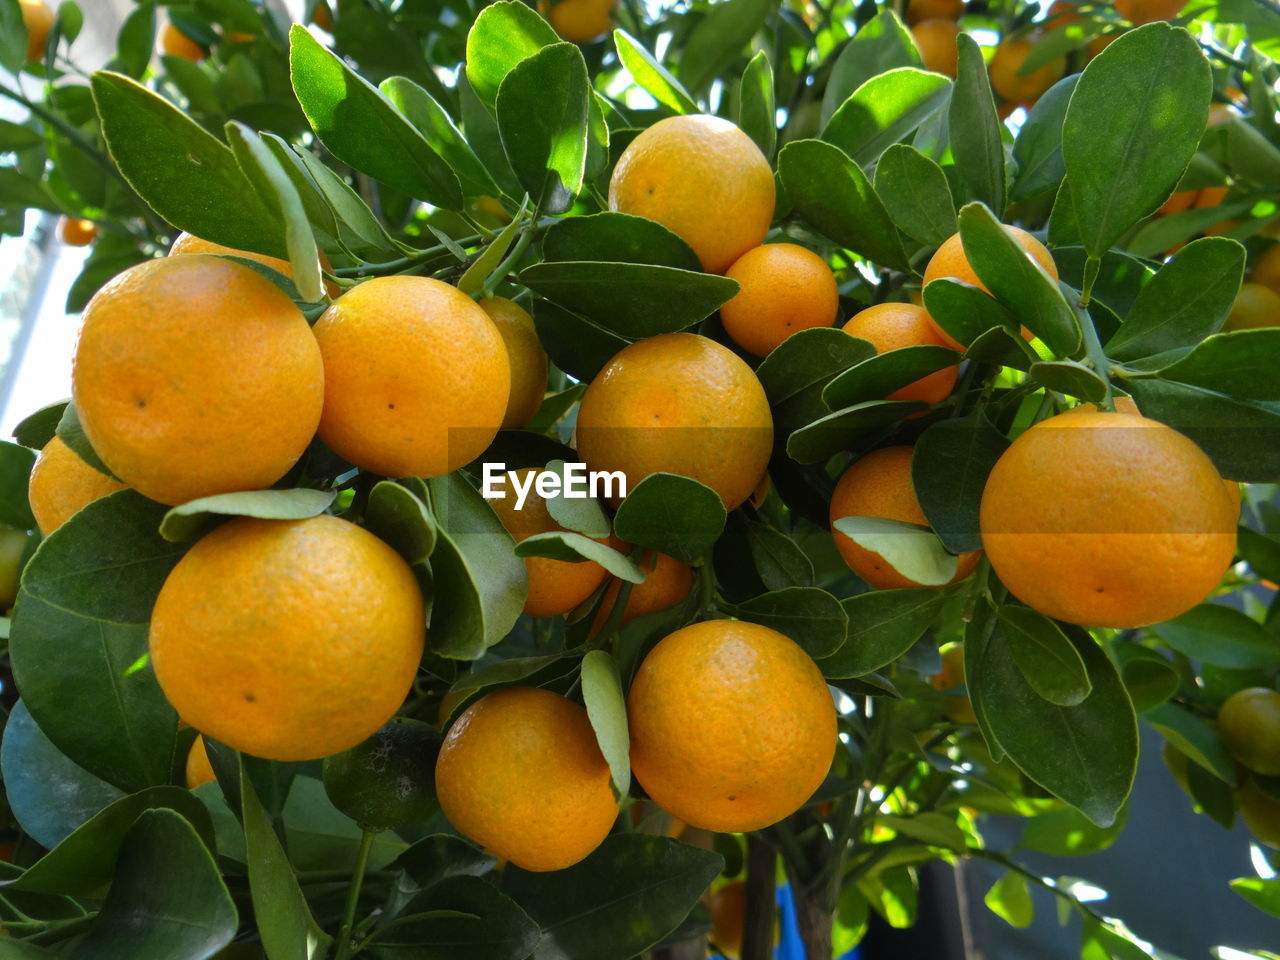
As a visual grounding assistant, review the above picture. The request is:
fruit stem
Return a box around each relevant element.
[1075,301,1116,409]
[333,827,378,960]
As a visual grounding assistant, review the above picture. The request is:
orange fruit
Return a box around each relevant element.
[478,297,548,428]
[842,302,958,406]
[1155,190,1197,217]
[160,22,205,61]
[720,243,839,357]
[72,255,324,506]
[629,620,836,832]
[435,687,617,871]
[930,644,976,724]
[709,880,747,959]
[541,0,614,42]
[58,218,97,247]
[989,37,1066,105]
[829,446,980,589]
[576,333,773,511]
[28,436,128,536]
[185,735,216,789]
[1115,0,1187,23]
[1046,0,1083,24]
[1239,777,1280,847]
[313,276,509,478]
[19,0,54,63]
[979,409,1238,628]
[592,538,694,631]
[608,115,775,274]
[310,2,332,30]
[912,19,960,77]
[1226,282,1280,331]
[905,0,963,25]
[150,515,425,762]
[922,226,1057,349]
[1252,244,1280,295]
[1218,687,1280,776]
[485,466,608,617]
[169,232,338,297]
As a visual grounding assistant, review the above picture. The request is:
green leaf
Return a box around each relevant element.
[1153,329,1280,401]
[0,700,124,850]
[756,326,875,404]
[732,586,848,659]
[55,400,118,481]
[519,261,738,338]
[0,167,57,212]
[820,10,922,127]
[737,51,776,159]
[542,212,701,271]
[613,29,697,115]
[161,54,220,117]
[10,492,183,792]
[365,481,436,566]
[242,765,331,960]
[778,139,909,271]
[159,488,335,543]
[1062,22,1211,257]
[515,532,644,583]
[1105,237,1243,361]
[282,777,408,872]
[1115,646,1179,714]
[997,605,1092,706]
[504,834,723,960]
[530,459,612,539]
[874,144,957,248]
[949,34,1004,215]
[1028,360,1108,402]
[1011,75,1078,201]
[1021,803,1127,856]
[832,517,957,587]
[426,474,527,660]
[824,68,950,169]
[1240,526,1280,584]
[612,473,727,565]
[678,0,772,96]
[973,621,1137,826]
[532,300,630,383]
[1231,877,1280,919]
[465,0,558,111]
[2,786,214,897]
[922,278,1019,350]
[91,71,282,257]
[288,25,462,209]
[371,876,538,960]
[0,0,27,73]
[912,410,1007,554]
[581,650,630,796]
[70,809,237,960]
[1146,702,1237,783]
[984,871,1033,928]
[964,325,1041,370]
[116,3,156,78]
[786,400,927,463]
[496,42,590,214]
[821,344,960,409]
[957,202,1081,356]
[818,589,945,678]
[746,522,815,591]
[459,206,528,298]
[877,812,967,852]
[12,400,67,451]
[1149,603,1279,670]
[286,144,398,259]
[381,76,501,198]
[0,440,34,530]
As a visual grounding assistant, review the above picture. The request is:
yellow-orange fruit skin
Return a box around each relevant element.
[20,0,54,62]
[71,255,324,506]
[979,410,1238,628]
[627,620,837,833]
[58,218,98,247]
[435,687,618,872]
[912,19,960,76]
[28,436,128,536]
[542,0,614,42]
[312,276,509,479]
[721,243,839,357]
[1226,282,1280,331]
[478,297,549,428]
[1251,245,1280,296]
[1115,0,1188,23]
[160,22,205,61]
[185,735,216,789]
[842,303,958,406]
[989,38,1066,104]
[608,115,776,274]
[905,0,964,25]
[592,539,694,630]
[709,880,747,959]
[169,232,339,297]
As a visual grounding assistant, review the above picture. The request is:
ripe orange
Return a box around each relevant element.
[160,22,205,61]
[485,466,608,617]
[1218,687,1280,776]
[1226,282,1280,331]
[1115,0,1187,23]
[1155,190,1198,217]
[185,735,216,789]
[842,303,958,406]
[478,297,548,428]
[169,232,338,297]
[979,409,1238,628]
[310,2,332,30]
[19,0,54,63]
[541,0,614,42]
[830,446,980,589]
[627,619,836,832]
[721,243,839,357]
[922,226,1057,349]
[904,0,964,25]
[608,115,775,274]
[28,436,128,536]
[592,538,694,631]
[709,880,747,959]
[912,19,960,77]
[313,276,509,478]
[1252,244,1280,295]
[150,515,425,762]
[58,218,97,247]
[435,687,617,871]
[930,644,977,724]
[988,37,1066,105]
[72,255,323,506]
[1046,0,1083,24]
[1239,777,1280,848]
[576,333,773,511]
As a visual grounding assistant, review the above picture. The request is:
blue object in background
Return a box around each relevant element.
[708,883,861,960]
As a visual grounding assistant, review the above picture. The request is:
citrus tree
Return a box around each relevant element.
[0,0,1279,958]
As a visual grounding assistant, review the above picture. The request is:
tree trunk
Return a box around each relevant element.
[792,884,835,960]
[741,835,778,960]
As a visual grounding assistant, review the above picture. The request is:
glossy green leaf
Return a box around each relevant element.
[1230,877,1280,919]
[984,871,1033,929]
[288,145,398,258]
[877,812,967,852]
[822,344,960,409]
[1146,702,1237,783]
[997,605,1092,707]
[874,144,957,248]
[1062,23,1211,257]
[1149,603,1279,670]
[1021,803,1127,857]
[922,278,1019,350]
[532,299,629,383]
[732,586,848,659]
[737,51,776,159]
[115,3,156,78]
[582,650,630,796]
[787,400,927,463]
[911,410,1008,554]
[1028,360,1108,402]
[948,34,1004,214]
[833,517,957,587]
[282,777,408,872]
[778,139,909,271]
[56,401,118,481]
[1011,75,1078,202]
[0,0,27,73]
[756,327,875,405]
[613,473,726,565]
[745,522,815,591]
[289,26,462,209]
[1152,329,1280,401]
[541,212,700,271]
[613,29,696,114]
[160,488,336,543]
[530,459,612,538]
[678,0,772,95]
[465,1,558,111]
[365,481,436,566]
[515,532,644,583]
[373,876,538,960]
[824,68,950,168]
[1115,646,1179,713]
[382,76,500,198]
[820,10,921,126]
[12,399,67,451]
[0,440,34,531]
